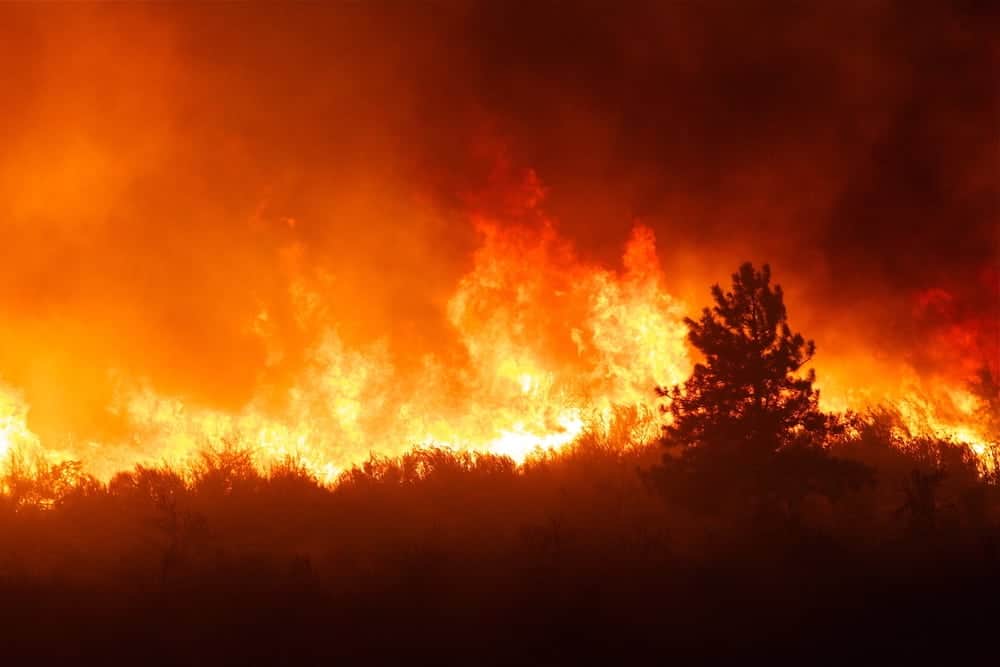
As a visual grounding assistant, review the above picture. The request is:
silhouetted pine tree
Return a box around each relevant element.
[659,262,829,455]
[648,263,871,517]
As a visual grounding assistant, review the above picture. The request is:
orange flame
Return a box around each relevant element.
[0,218,687,482]
[0,183,993,481]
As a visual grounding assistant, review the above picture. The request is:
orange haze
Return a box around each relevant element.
[0,4,995,479]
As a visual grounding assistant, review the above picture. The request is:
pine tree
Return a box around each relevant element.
[659,262,829,456]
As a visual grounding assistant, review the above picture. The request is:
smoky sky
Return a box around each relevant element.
[0,1,996,440]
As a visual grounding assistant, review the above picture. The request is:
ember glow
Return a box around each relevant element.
[0,3,995,483]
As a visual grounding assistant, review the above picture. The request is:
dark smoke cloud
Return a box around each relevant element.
[0,1,995,440]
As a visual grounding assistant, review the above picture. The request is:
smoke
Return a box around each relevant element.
[0,2,995,446]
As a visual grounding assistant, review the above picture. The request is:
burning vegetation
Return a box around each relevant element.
[0,181,994,483]
[0,1,997,662]
[1,232,997,661]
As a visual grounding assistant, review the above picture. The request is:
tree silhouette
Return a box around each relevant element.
[658,262,830,455]
[649,263,869,518]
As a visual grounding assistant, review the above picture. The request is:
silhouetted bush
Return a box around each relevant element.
[0,419,995,662]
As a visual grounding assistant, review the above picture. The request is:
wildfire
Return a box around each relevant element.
[0,385,34,460]
[10,213,689,482]
[0,177,994,482]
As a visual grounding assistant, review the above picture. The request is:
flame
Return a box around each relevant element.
[0,383,80,486]
[0,180,993,481]
[894,387,993,455]
[816,365,996,458]
[0,385,35,460]
[0,217,687,482]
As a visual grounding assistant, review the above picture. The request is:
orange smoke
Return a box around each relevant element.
[1,4,994,484]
